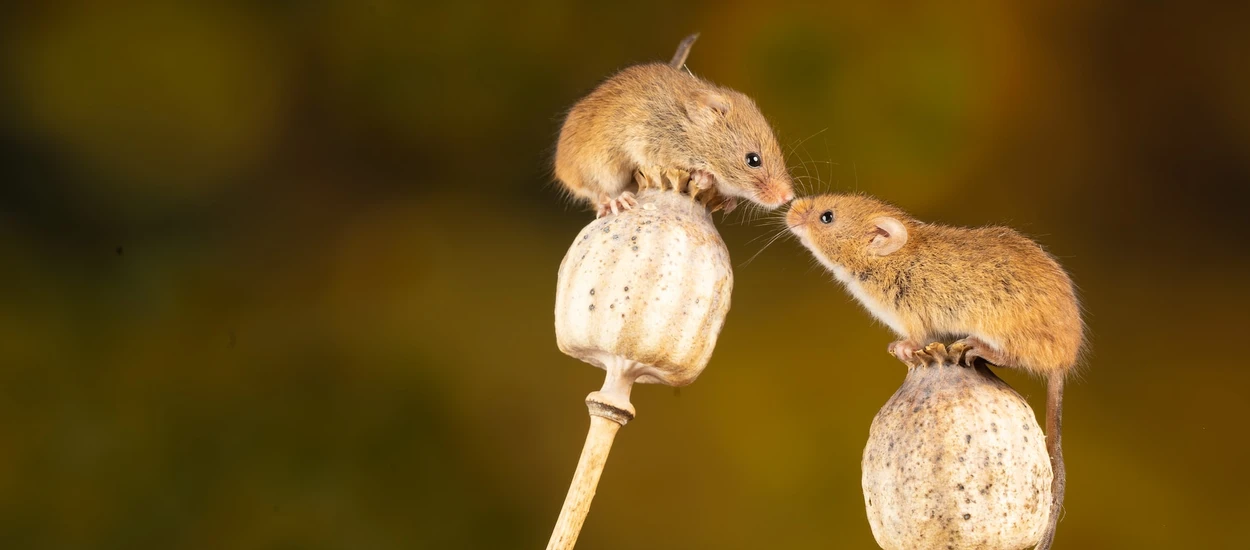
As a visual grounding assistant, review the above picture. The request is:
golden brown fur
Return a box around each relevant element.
[787,193,1083,550]
[788,194,1083,374]
[554,40,793,213]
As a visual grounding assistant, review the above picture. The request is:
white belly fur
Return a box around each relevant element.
[824,260,907,337]
[798,232,908,337]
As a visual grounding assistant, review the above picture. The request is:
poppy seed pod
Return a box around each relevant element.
[547,168,733,550]
[554,171,733,388]
[862,343,1053,550]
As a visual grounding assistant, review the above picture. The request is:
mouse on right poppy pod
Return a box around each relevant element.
[787,193,1085,550]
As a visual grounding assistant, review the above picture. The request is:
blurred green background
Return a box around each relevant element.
[2,1,1248,548]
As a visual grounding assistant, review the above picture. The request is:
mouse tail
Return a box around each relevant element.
[669,33,700,69]
[1034,373,1066,550]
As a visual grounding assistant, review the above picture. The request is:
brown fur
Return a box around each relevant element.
[554,38,793,211]
[788,193,1084,550]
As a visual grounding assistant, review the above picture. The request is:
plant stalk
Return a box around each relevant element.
[546,413,621,550]
[546,363,638,550]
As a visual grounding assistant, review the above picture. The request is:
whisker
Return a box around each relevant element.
[784,130,826,197]
[790,127,829,152]
[744,228,779,245]
[740,226,794,267]
[796,138,825,194]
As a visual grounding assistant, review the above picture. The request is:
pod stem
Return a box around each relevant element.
[546,361,639,550]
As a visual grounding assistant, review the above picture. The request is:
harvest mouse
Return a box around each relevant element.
[787,193,1084,550]
[554,33,794,217]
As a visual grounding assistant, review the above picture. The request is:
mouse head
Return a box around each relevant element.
[786,194,912,272]
[684,87,794,208]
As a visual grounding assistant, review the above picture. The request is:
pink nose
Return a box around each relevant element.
[780,190,795,203]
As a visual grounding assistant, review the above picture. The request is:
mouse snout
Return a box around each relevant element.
[757,178,795,207]
[773,177,795,202]
[786,198,812,228]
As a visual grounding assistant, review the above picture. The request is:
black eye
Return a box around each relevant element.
[745,152,762,168]
[819,211,834,224]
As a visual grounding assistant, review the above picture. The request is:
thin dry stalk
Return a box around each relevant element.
[545,414,621,550]
[547,382,636,550]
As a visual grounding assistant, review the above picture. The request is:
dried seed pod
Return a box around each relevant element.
[862,343,1053,550]
[547,168,733,550]
[554,169,733,387]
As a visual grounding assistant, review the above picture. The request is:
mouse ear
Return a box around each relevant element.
[686,92,732,125]
[867,216,908,256]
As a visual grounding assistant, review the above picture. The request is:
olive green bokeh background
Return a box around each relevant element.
[2,1,1248,548]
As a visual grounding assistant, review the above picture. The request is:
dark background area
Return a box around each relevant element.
[1,1,1248,548]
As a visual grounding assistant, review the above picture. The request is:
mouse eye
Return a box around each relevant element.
[745,152,762,168]
[819,210,834,224]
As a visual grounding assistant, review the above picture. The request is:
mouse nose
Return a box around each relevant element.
[785,205,805,227]
[785,197,810,223]
[765,178,795,205]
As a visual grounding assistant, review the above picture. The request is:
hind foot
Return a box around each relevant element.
[888,339,923,364]
[950,336,1007,367]
[595,192,638,218]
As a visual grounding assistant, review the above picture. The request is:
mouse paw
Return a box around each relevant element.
[618,191,638,210]
[914,342,957,367]
[720,197,739,214]
[664,168,692,193]
[950,336,1006,368]
[634,166,665,192]
[690,169,717,191]
[595,192,638,218]
[888,339,923,365]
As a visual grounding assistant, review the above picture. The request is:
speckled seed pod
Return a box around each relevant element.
[862,343,1053,550]
[554,175,732,387]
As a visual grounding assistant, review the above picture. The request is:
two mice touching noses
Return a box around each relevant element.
[554,34,1084,550]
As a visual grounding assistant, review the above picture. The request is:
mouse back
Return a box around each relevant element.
[788,193,1084,373]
